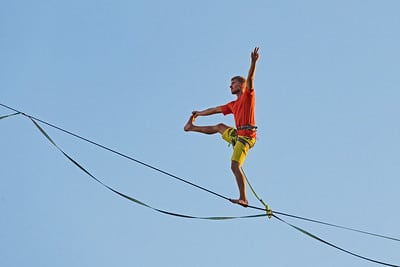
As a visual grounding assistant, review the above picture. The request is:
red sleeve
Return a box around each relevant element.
[220,101,234,115]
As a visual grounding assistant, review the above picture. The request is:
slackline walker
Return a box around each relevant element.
[184,47,260,208]
[1,104,399,267]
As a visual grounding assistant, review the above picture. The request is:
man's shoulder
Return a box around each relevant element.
[244,88,255,96]
[220,102,234,115]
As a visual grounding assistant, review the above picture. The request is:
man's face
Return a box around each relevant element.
[230,80,243,95]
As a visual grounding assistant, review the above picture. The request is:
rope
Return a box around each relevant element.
[1,104,399,236]
[0,103,230,202]
[241,165,400,266]
[1,103,399,267]
[29,116,268,221]
[0,112,20,120]
[1,103,399,236]
[274,215,400,267]
[241,167,272,218]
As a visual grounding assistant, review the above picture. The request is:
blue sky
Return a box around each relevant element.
[1,0,399,266]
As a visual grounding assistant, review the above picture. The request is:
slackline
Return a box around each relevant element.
[1,103,399,267]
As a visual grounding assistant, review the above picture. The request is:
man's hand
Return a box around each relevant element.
[247,47,259,90]
[192,111,200,119]
[251,47,259,63]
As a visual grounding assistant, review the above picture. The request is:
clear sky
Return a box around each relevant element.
[1,1,399,266]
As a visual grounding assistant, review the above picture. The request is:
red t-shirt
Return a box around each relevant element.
[220,89,256,138]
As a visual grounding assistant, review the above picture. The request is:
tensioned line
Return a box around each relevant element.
[1,103,399,267]
[1,103,399,240]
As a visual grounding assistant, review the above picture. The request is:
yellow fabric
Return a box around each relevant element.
[221,128,256,165]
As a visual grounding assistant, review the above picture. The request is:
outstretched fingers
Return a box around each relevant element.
[251,47,259,62]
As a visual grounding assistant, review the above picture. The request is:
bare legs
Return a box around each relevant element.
[184,115,248,207]
[230,161,248,207]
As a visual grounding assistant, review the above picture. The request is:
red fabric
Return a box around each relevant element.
[220,89,256,138]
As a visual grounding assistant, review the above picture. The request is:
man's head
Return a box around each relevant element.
[230,76,246,95]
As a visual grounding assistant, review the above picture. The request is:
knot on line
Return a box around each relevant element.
[265,205,273,219]
[259,199,272,219]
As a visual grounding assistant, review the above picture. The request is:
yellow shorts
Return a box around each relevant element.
[222,128,256,166]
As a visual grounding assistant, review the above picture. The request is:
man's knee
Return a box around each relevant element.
[231,160,242,174]
[216,123,229,134]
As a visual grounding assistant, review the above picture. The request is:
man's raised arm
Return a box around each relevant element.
[246,47,259,91]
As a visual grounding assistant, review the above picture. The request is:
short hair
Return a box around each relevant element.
[231,76,246,84]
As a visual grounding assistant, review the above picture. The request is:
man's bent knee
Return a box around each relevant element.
[216,123,229,134]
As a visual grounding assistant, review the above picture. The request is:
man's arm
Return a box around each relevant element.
[192,106,222,118]
[246,47,259,91]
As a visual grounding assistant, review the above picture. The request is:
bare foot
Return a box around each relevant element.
[184,115,195,131]
[230,198,248,207]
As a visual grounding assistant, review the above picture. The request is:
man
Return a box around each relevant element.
[184,47,259,207]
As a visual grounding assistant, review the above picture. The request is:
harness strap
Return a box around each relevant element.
[237,125,258,131]
[237,137,250,147]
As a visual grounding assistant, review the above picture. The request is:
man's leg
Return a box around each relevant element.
[184,115,228,134]
[185,115,249,206]
[229,138,255,207]
[230,160,248,207]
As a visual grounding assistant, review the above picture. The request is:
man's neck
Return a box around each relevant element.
[235,88,244,98]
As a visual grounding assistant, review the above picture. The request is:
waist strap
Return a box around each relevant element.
[237,125,258,131]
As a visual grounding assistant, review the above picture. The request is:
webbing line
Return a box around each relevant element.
[1,105,400,266]
[243,167,400,242]
[1,104,399,240]
[273,214,400,267]
[0,112,20,120]
[28,116,268,221]
[241,168,400,267]
[1,104,399,239]
[244,178,400,261]
[273,210,400,242]
[0,103,229,202]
